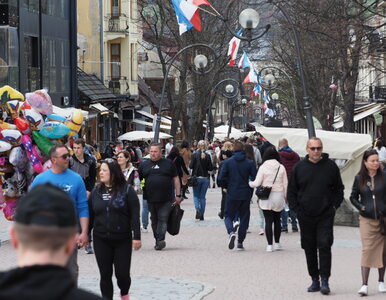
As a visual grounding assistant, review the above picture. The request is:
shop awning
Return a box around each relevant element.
[131,119,171,130]
[333,104,384,129]
[136,110,172,125]
[89,103,118,118]
[77,68,117,103]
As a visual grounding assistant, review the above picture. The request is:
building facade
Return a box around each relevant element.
[0,0,77,106]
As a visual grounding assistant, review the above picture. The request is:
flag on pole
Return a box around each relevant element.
[237,51,252,69]
[227,29,243,66]
[171,0,211,35]
[243,67,258,84]
[251,83,261,97]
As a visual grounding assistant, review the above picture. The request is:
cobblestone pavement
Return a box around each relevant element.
[1,188,386,299]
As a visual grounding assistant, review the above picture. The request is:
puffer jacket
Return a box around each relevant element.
[350,172,386,219]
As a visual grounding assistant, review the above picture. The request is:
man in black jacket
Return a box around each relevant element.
[69,138,97,255]
[138,143,182,250]
[0,184,102,300]
[288,137,344,295]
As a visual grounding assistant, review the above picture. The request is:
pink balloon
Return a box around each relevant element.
[43,159,52,171]
[3,198,18,221]
[21,135,43,174]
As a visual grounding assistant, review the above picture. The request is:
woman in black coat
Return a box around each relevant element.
[90,159,141,300]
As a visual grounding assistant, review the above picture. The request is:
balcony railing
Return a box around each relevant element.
[106,76,128,95]
[105,14,129,33]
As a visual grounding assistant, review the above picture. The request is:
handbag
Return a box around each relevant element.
[187,176,198,187]
[167,203,184,235]
[255,165,281,200]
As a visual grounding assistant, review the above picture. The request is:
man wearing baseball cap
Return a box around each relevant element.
[0,183,102,300]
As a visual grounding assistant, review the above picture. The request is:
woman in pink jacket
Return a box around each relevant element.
[249,146,287,252]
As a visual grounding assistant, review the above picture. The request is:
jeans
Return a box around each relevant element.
[224,199,250,244]
[298,210,335,279]
[148,201,173,242]
[142,199,149,229]
[280,209,298,230]
[193,177,210,216]
[93,234,132,299]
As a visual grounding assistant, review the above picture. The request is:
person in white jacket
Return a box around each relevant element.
[249,146,287,252]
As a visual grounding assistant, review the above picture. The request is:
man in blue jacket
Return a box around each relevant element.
[217,141,257,250]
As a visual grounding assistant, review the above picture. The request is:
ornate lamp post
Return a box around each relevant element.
[207,78,239,141]
[153,44,217,142]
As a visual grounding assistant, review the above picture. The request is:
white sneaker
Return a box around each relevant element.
[274,243,282,251]
[233,221,240,233]
[379,282,386,293]
[266,245,273,252]
[258,229,265,235]
[358,285,368,296]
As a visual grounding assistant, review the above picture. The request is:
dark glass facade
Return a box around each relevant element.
[0,0,77,107]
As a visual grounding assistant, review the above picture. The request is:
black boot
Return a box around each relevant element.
[182,185,188,199]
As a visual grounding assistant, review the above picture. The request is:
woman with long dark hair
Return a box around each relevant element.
[350,149,386,296]
[90,159,141,300]
[249,146,287,252]
[167,146,190,199]
[189,140,213,220]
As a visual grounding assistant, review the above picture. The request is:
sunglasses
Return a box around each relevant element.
[56,153,70,159]
[309,147,322,151]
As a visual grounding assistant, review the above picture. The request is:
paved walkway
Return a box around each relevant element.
[0,188,385,299]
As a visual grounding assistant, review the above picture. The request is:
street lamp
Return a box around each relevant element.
[220,2,271,44]
[207,78,239,141]
[259,66,298,127]
[153,43,217,142]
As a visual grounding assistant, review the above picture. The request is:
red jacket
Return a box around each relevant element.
[279,147,300,179]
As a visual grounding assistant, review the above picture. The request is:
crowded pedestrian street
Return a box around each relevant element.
[0,187,383,300]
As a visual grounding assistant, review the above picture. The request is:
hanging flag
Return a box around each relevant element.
[263,90,270,103]
[237,51,252,69]
[265,108,275,117]
[243,67,258,84]
[171,0,211,35]
[227,29,243,66]
[251,83,261,97]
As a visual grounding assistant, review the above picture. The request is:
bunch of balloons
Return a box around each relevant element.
[0,85,84,221]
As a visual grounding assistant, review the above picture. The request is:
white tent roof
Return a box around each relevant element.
[118,131,172,141]
[254,127,372,202]
[214,125,241,134]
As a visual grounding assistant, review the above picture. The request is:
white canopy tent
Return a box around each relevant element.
[214,125,241,134]
[118,131,172,142]
[252,127,372,201]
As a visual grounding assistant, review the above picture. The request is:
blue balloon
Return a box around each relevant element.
[39,121,70,139]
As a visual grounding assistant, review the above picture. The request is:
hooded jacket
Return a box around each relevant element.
[217,150,257,201]
[278,146,300,178]
[0,265,102,300]
[287,153,344,218]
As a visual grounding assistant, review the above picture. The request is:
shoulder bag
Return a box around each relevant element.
[255,165,280,200]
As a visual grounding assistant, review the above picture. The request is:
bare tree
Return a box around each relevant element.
[267,0,386,131]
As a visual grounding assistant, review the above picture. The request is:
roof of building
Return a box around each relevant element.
[77,68,117,103]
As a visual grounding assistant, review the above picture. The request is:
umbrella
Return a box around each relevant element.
[118,131,172,141]
[214,125,241,134]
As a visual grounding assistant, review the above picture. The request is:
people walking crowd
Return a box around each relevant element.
[7,132,386,298]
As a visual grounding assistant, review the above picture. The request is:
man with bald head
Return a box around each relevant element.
[287,137,344,295]
[278,138,300,233]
